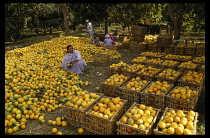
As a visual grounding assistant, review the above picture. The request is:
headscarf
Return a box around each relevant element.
[66,45,73,53]
[105,34,110,38]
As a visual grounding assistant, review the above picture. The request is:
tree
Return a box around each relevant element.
[59,3,70,36]
[167,3,205,40]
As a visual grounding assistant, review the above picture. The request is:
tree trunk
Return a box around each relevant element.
[60,3,70,36]
[167,3,182,40]
[105,18,108,34]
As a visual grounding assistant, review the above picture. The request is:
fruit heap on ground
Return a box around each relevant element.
[180,71,204,84]
[47,116,67,127]
[143,81,171,95]
[122,77,149,91]
[157,69,181,79]
[160,60,180,66]
[131,56,147,63]
[103,74,128,86]
[5,36,123,134]
[64,92,100,109]
[192,56,205,63]
[169,86,198,101]
[157,109,197,135]
[90,97,123,119]
[186,42,196,48]
[137,66,161,76]
[121,63,145,72]
[145,58,164,64]
[109,61,128,70]
[120,104,157,131]
[177,61,197,69]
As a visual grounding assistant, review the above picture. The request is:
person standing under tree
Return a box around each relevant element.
[85,20,95,40]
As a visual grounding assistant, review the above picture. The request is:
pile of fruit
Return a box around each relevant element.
[186,43,196,48]
[157,69,181,79]
[156,109,197,135]
[196,43,205,48]
[180,71,204,84]
[143,81,171,95]
[131,56,147,63]
[177,61,197,69]
[103,74,128,86]
[137,66,162,76]
[168,86,198,101]
[192,56,205,63]
[160,60,180,67]
[144,35,158,44]
[176,42,186,47]
[119,104,158,131]
[64,92,100,109]
[122,77,149,91]
[109,61,128,70]
[145,58,164,65]
[140,52,165,57]
[121,63,145,72]
[89,97,123,119]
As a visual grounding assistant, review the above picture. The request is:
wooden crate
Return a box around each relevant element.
[154,70,183,84]
[131,35,145,43]
[130,43,140,53]
[174,47,185,55]
[156,36,172,47]
[139,43,147,51]
[139,81,174,109]
[165,86,200,111]
[131,26,147,35]
[196,47,205,56]
[109,68,122,76]
[118,79,151,106]
[101,88,120,97]
[84,96,128,135]
[93,54,112,66]
[116,102,161,135]
[101,75,130,91]
[163,47,174,54]
[153,107,199,135]
[62,93,104,127]
[197,64,205,74]
[184,47,196,55]
[177,71,205,89]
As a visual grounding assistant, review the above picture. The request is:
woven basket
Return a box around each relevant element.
[118,79,151,106]
[139,81,174,109]
[153,107,199,135]
[174,47,185,55]
[84,96,128,135]
[177,63,198,73]
[196,47,205,56]
[62,93,104,127]
[177,72,205,89]
[185,47,196,55]
[158,60,181,70]
[165,86,200,111]
[116,102,161,135]
[136,68,163,81]
[109,68,122,76]
[155,70,183,85]
[93,54,112,66]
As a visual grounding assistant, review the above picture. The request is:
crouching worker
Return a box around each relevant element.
[61,45,87,75]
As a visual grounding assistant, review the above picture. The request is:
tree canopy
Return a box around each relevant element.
[5,3,205,42]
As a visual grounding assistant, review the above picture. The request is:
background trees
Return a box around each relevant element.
[5,3,205,42]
